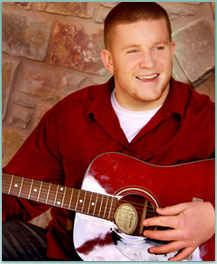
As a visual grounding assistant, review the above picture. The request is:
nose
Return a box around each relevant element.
[139,51,156,69]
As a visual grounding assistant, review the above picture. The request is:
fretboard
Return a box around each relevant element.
[2,173,118,221]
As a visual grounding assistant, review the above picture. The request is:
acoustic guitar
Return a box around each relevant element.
[2,152,215,261]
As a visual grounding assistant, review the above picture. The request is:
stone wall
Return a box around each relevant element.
[2,2,215,167]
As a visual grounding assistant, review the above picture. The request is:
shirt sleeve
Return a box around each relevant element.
[2,109,64,222]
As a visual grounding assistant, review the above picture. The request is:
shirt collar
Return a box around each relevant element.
[88,76,186,124]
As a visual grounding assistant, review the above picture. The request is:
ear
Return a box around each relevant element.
[101,49,114,74]
[170,41,176,58]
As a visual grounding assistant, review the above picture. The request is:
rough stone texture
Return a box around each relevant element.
[2,10,51,61]
[2,57,20,120]
[173,18,215,86]
[21,64,67,101]
[50,21,105,75]
[8,105,32,129]
[195,73,215,102]
[161,2,197,19]
[95,5,115,24]
[14,95,35,109]
[3,2,32,9]
[37,2,94,18]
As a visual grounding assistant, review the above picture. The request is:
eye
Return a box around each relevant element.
[127,49,139,54]
[153,46,165,51]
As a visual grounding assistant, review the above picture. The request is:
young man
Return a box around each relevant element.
[2,2,215,261]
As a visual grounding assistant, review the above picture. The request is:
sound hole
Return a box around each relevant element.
[114,194,157,236]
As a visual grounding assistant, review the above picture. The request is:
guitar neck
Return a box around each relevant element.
[2,173,117,221]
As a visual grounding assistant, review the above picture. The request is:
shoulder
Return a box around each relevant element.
[41,79,112,121]
[173,79,214,112]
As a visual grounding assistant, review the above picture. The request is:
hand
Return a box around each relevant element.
[143,201,215,261]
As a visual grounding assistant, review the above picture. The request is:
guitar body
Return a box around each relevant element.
[73,153,214,261]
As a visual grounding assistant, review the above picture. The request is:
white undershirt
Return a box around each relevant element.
[111,89,161,142]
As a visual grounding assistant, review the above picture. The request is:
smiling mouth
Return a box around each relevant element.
[136,73,159,81]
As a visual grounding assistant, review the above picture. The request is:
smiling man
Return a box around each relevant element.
[101,19,175,111]
[2,2,215,261]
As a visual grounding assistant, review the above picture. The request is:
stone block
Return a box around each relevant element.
[49,21,105,75]
[2,128,29,167]
[2,57,20,120]
[21,64,66,100]
[195,73,215,102]
[3,2,32,9]
[161,2,197,20]
[14,95,35,109]
[8,105,32,129]
[173,18,215,85]
[2,10,51,61]
[172,56,189,85]
[100,2,118,8]
[37,2,94,18]
[94,5,111,24]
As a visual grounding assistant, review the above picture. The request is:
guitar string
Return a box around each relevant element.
[2,177,157,217]
[3,176,157,215]
[2,174,156,210]
[2,180,156,218]
[3,175,157,210]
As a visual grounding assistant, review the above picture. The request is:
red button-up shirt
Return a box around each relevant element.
[3,77,215,260]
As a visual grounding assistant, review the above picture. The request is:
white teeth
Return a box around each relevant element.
[137,74,158,80]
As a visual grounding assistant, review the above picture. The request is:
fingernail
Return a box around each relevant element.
[148,248,154,253]
[143,220,148,226]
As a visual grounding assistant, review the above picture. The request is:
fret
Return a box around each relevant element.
[81,191,87,212]
[8,174,13,194]
[37,181,43,202]
[61,186,72,209]
[87,192,93,214]
[10,176,22,196]
[75,190,84,212]
[28,179,34,200]
[38,181,50,204]
[103,196,109,219]
[107,196,115,220]
[86,192,97,216]
[47,183,58,206]
[98,194,104,218]
[29,180,41,201]
[92,193,98,216]
[53,185,59,206]
[18,177,24,197]
[19,178,30,199]
[45,183,51,204]
[61,186,67,207]
[75,190,80,211]
[55,186,65,207]
[68,188,74,209]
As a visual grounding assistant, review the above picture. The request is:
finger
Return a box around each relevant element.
[148,240,184,254]
[168,247,196,261]
[144,229,179,241]
[156,203,188,216]
[143,215,178,228]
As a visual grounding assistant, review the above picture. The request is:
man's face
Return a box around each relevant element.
[101,19,175,111]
